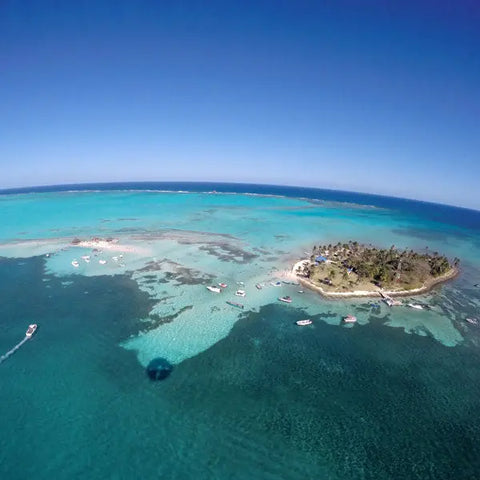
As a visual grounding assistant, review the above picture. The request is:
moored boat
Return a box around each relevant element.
[219,283,228,288]
[343,314,357,323]
[235,289,246,297]
[255,283,263,290]
[466,318,479,326]
[71,260,79,268]
[81,255,90,263]
[207,286,221,293]
[384,298,402,307]
[407,303,423,310]
[99,259,107,265]
[26,324,37,337]
[271,281,282,287]
[296,319,312,326]
[226,301,244,309]
[279,296,292,303]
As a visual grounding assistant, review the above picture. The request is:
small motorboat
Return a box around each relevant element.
[407,303,423,310]
[298,290,304,294]
[278,296,292,303]
[226,301,244,309]
[219,283,228,288]
[81,255,90,263]
[235,289,246,297]
[271,281,282,287]
[343,315,357,323]
[236,281,244,286]
[71,260,79,268]
[26,324,37,337]
[99,259,107,265]
[207,286,221,293]
[255,283,263,290]
[384,298,402,307]
[466,318,479,326]
[296,319,312,326]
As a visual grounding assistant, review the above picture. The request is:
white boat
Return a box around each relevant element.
[466,318,479,326]
[343,315,357,323]
[207,286,221,293]
[235,289,246,297]
[71,260,79,268]
[112,256,119,262]
[99,259,107,265]
[278,296,292,303]
[81,255,90,263]
[407,303,423,310]
[384,298,402,307]
[296,319,312,326]
[298,290,304,293]
[26,324,37,337]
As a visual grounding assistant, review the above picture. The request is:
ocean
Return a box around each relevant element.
[0,183,479,479]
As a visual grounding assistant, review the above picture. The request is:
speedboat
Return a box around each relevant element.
[26,324,37,337]
[343,315,357,323]
[407,303,423,310]
[235,289,246,297]
[207,286,221,293]
[219,283,228,288]
[226,301,244,309]
[71,260,79,268]
[279,296,292,303]
[466,318,479,326]
[296,319,312,326]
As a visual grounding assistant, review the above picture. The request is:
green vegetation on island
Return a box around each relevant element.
[295,241,459,294]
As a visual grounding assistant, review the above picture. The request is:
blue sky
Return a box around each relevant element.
[1,0,479,209]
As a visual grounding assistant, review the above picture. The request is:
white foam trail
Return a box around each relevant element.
[0,336,29,364]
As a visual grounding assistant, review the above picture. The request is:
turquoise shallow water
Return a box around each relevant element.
[0,186,479,479]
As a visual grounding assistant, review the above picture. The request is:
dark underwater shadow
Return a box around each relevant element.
[146,357,173,381]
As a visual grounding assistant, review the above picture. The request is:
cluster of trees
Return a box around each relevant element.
[308,241,457,288]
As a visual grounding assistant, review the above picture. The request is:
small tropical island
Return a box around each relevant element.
[293,241,459,298]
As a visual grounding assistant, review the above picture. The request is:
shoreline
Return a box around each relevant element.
[290,259,459,299]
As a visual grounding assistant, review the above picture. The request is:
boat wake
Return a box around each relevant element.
[0,336,30,365]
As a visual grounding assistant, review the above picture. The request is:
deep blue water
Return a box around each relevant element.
[1,183,479,479]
